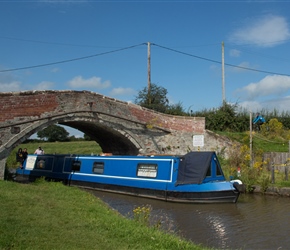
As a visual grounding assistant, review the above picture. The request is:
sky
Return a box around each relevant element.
[1,0,290,137]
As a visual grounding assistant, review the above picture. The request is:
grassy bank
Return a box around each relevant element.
[0,180,206,250]
[216,131,289,152]
[7,141,102,168]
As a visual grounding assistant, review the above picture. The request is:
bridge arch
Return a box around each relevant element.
[58,115,143,155]
[0,110,152,158]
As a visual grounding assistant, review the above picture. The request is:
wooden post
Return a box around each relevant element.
[221,41,225,103]
[250,111,253,168]
[271,163,275,184]
[147,42,151,105]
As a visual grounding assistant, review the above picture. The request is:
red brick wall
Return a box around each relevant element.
[128,105,204,133]
[0,91,204,133]
[0,92,58,122]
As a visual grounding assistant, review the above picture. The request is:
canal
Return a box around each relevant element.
[89,191,290,249]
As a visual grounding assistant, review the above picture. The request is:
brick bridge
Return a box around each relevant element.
[0,90,231,179]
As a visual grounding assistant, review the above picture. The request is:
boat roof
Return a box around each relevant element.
[176,151,219,185]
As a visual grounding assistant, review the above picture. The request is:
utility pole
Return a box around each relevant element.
[250,111,253,168]
[147,42,151,105]
[221,41,225,103]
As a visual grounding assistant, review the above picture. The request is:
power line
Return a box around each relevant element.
[1,41,290,77]
[0,43,146,73]
[152,43,290,77]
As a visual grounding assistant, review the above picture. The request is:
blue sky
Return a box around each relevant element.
[1,0,290,137]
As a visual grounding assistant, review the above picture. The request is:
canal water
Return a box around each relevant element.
[89,191,290,250]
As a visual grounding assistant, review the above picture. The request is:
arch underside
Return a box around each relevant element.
[61,120,140,155]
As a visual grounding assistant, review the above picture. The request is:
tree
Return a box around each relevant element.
[84,133,91,141]
[166,102,186,116]
[37,125,69,142]
[135,83,169,113]
[192,102,249,132]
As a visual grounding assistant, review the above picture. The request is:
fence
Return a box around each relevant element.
[270,163,289,184]
[263,152,289,184]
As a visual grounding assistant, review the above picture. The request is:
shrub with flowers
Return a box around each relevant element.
[132,205,175,232]
[133,205,152,226]
[226,142,271,192]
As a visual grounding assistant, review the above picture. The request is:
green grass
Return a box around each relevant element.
[216,131,289,152]
[0,180,206,250]
[276,180,290,187]
[251,133,289,152]
[7,141,102,168]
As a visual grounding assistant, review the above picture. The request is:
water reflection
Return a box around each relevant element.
[88,190,290,250]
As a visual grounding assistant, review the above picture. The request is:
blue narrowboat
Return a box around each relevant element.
[16,151,242,203]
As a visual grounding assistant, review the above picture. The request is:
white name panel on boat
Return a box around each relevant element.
[26,156,37,170]
[137,164,157,178]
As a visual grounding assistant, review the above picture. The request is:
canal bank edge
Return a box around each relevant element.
[252,185,290,197]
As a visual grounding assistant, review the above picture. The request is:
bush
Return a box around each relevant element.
[257,173,271,193]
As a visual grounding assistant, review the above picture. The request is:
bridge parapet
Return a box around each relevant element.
[0,90,204,132]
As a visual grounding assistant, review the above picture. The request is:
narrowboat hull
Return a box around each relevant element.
[15,152,241,204]
[70,180,240,203]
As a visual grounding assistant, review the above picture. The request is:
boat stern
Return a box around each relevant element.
[230,179,245,193]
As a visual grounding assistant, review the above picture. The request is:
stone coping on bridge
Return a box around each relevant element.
[0,90,205,134]
[0,89,202,119]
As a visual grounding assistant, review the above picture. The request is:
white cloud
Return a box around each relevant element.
[0,81,21,92]
[238,96,290,113]
[236,75,290,100]
[0,71,22,92]
[229,49,241,57]
[229,14,290,47]
[67,76,111,89]
[261,96,290,112]
[34,81,55,90]
[238,100,263,112]
[110,87,136,96]
[232,61,252,73]
[51,67,60,73]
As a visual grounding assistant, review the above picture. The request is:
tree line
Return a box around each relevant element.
[135,83,290,132]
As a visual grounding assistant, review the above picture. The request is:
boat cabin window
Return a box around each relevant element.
[214,157,223,176]
[35,157,53,171]
[36,159,45,169]
[205,158,223,178]
[206,166,211,177]
[72,161,81,172]
[216,164,222,176]
[137,164,157,178]
[63,157,78,172]
[93,162,104,174]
